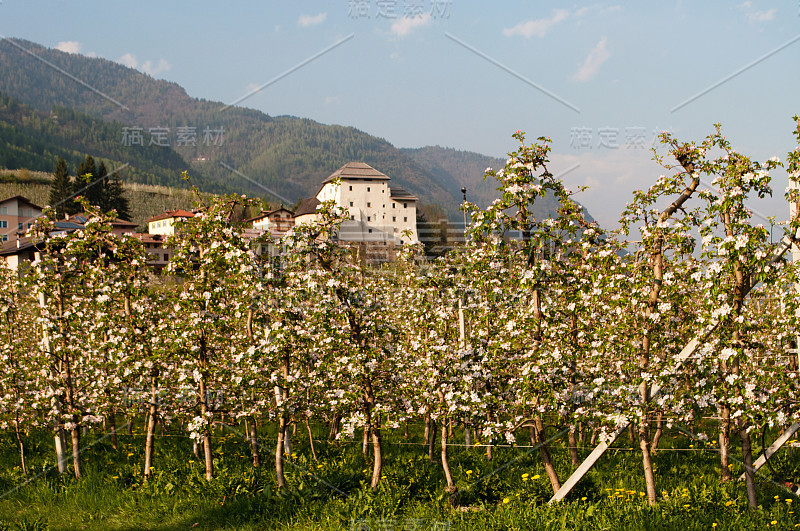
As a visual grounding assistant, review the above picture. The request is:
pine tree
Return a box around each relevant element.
[96,161,110,211]
[105,173,131,221]
[49,157,73,218]
[75,155,101,210]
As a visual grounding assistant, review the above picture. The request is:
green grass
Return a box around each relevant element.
[0,422,798,530]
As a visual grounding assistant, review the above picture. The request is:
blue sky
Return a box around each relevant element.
[2,1,800,227]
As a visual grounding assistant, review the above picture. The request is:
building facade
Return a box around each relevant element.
[304,162,418,244]
[0,196,42,242]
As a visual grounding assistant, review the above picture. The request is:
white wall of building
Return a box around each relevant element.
[315,178,417,244]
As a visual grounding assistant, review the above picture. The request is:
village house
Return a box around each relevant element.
[0,195,42,242]
[248,207,295,238]
[146,209,195,236]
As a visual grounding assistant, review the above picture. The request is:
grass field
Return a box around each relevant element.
[0,420,798,530]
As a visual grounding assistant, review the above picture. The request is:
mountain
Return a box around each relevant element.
[0,37,591,221]
[0,92,195,188]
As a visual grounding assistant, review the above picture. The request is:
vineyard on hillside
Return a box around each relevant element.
[1,123,800,530]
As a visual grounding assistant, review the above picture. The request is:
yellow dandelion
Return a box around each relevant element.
[466,470,473,476]
[533,474,541,480]
[581,497,587,501]
[317,464,323,469]
[503,497,510,504]
[683,504,690,509]
[640,492,645,497]
[111,475,119,480]
[725,500,734,507]
[771,521,777,526]
[127,453,134,457]
[712,524,717,528]
[522,473,529,479]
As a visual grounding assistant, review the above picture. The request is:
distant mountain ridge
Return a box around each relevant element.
[0,37,590,221]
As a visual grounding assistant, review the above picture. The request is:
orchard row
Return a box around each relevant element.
[2,123,800,508]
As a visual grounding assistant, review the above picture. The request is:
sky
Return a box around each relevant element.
[2,0,800,228]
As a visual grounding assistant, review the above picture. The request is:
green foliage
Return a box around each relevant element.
[0,425,797,530]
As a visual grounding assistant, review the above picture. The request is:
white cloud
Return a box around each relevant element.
[746,8,776,22]
[298,12,327,27]
[390,13,431,36]
[141,58,171,76]
[118,54,170,76]
[573,36,610,82]
[55,41,81,54]
[502,9,568,38]
[738,2,776,23]
[118,53,138,68]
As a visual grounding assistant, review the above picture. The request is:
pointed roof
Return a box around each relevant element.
[145,209,195,223]
[0,195,43,211]
[322,162,390,184]
[293,197,320,217]
[246,207,295,224]
[389,187,418,201]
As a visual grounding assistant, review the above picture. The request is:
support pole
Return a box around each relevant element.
[738,422,800,481]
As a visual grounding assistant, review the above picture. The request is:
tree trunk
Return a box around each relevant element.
[106,402,118,451]
[568,426,579,466]
[428,418,437,463]
[369,414,383,490]
[441,416,456,493]
[639,427,657,506]
[276,415,287,488]
[201,424,213,481]
[305,418,317,461]
[143,369,159,479]
[362,425,370,460]
[424,414,431,446]
[198,372,213,481]
[70,422,82,479]
[249,416,260,467]
[284,424,293,458]
[651,411,664,452]
[14,416,27,476]
[719,406,732,482]
[534,416,561,493]
[465,423,472,449]
[741,426,758,509]
[329,415,340,440]
[193,440,200,459]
